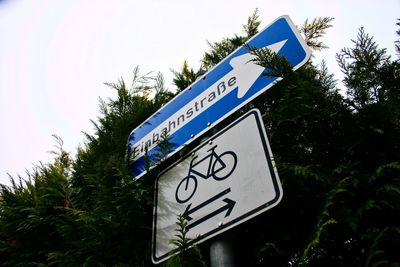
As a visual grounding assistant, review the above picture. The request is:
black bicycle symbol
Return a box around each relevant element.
[175,145,237,204]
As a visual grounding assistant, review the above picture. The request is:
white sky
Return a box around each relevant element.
[0,0,399,186]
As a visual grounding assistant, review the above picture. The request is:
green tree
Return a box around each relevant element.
[337,28,392,110]
[0,136,73,266]
[244,23,400,267]
[395,19,400,56]
[0,69,174,266]
[1,13,399,267]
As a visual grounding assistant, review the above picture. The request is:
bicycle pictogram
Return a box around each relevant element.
[175,145,237,204]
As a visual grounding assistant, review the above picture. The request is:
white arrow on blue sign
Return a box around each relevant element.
[128,15,310,178]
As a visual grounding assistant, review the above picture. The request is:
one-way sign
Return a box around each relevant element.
[152,109,283,264]
[128,15,310,178]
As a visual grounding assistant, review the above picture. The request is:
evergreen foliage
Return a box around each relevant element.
[171,61,205,92]
[300,17,334,51]
[246,44,294,79]
[162,215,206,267]
[395,19,400,56]
[1,12,399,267]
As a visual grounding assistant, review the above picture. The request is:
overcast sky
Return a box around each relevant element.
[0,0,399,186]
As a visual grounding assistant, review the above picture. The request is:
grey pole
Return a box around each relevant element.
[209,233,236,267]
[195,127,236,267]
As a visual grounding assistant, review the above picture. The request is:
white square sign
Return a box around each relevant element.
[152,109,283,264]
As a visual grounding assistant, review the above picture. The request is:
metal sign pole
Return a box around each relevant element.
[201,131,236,267]
[209,233,236,267]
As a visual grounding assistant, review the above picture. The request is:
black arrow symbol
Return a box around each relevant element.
[183,188,231,221]
[182,188,236,230]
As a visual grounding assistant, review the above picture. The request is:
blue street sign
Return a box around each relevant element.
[128,15,311,178]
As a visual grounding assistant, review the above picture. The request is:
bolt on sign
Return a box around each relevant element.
[152,109,283,264]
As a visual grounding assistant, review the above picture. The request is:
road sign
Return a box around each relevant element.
[128,15,310,178]
[152,109,283,264]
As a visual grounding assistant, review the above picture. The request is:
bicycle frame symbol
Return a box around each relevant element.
[175,145,237,204]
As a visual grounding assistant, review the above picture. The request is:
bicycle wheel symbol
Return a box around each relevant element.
[175,175,197,204]
[212,151,237,181]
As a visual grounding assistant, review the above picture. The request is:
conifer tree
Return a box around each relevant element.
[0,12,399,267]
